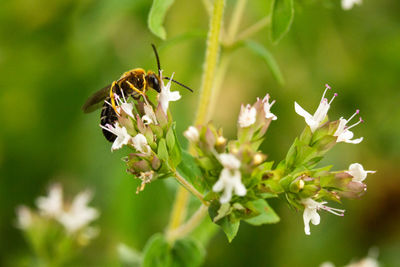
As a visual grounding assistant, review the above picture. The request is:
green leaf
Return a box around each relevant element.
[157,139,169,164]
[142,234,171,267]
[142,234,205,267]
[270,0,294,43]
[245,199,280,226]
[148,0,175,40]
[177,151,206,192]
[244,40,284,85]
[171,238,205,267]
[166,128,175,149]
[208,201,240,242]
[213,203,231,222]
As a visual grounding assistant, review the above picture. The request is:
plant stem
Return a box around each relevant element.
[167,0,226,239]
[225,0,247,45]
[235,17,270,43]
[173,171,208,205]
[195,0,226,125]
[166,204,208,242]
[167,185,190,232]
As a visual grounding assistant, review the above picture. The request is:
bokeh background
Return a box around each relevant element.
[1,0,399,266]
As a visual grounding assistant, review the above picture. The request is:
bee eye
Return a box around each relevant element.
[150,75,160,93]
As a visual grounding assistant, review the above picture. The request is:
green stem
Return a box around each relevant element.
[195,0,226,125]
[167,0,226,240]
[235,17,270,43]
[224,0,247,45]
[166,205,208,243]
[173,171,208,206]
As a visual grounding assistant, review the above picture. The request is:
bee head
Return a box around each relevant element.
[146,72,162,93]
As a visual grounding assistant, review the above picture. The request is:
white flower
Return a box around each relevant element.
[345,258,379,267]
[100,122,132,151]
[16,206,32,229]
[183,126,199,142]
[346,163,376,183]
[334,110,363,144]
[295,84,337,133]
[132,134,151,155]
[301,198,345,235]
[58,191,99,234]
[342,0,362,10]
[238,104,257,128]
[36,184,63,218]
[108,92,135,119]
[262,94,277,120]
[158,73,181,114]
[213,153,246,203]
[219,153,241,170]
[142,103,158,125]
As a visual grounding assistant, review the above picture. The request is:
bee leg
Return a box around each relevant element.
[125,80,147,99]
[109,81,121,115]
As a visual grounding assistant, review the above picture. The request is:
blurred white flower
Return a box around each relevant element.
[346,163,376,183]
[302,198,345,235]
[183,126,199,142]
[342,0,362,10]
[100,123,132,151]
[334,110,363,144]
[158,73,181,114]
[262,94,277,120]
[238,104,256,128]
[345,257,379,267]
[16,206,32,229]
[219,153,241,170]
[36,184,63,217]
[213,153,246,203]
[142,103,158,125]
[320,262,336,267]
[58,191,99,234]
[295,84,337,133]
[132,134,151,155]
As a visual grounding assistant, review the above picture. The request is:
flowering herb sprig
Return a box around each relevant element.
[16,184,99,265]
[178,85,374,239]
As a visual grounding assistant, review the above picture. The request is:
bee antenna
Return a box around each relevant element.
[163,77,193,92]
[151,44,162,76]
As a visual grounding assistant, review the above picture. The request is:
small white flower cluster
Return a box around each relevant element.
[17,184,99,235]
[295,84,363,144]
[302,163,375,235]
[238,93,277,128]
[212,153,247,203]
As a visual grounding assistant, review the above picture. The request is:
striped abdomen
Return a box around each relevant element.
[100,96,118,142]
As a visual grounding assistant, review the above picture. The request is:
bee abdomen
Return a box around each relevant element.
[100,97,118,142]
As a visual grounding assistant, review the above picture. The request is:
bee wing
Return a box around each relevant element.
[82,84,111,113]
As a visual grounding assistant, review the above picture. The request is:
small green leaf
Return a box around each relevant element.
[271,0,294,43]
[171,238,205,267]
[245,199,280,226]
[177,151,206,192]
[166,128,175,150]
[142,234,171,267]
[244,40,284,85]
[213,203,231,222]
[157,139,169,164]
[208,201,240,242]
[148,0,175,40]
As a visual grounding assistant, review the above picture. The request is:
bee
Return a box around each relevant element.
[82,44,192,142]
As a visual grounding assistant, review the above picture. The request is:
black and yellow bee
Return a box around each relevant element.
[82,44,192,142]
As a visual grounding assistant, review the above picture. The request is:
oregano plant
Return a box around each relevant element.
[15,0,372,266]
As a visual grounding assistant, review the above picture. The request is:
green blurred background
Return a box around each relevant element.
[1,0,399,266]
